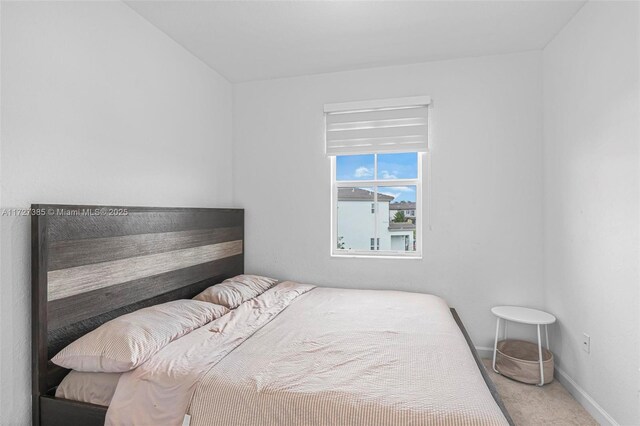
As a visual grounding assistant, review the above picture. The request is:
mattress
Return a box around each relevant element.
[55,371,121,407]
[105,282,509,425]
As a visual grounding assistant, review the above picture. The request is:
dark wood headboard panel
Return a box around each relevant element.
[31,204,243,424]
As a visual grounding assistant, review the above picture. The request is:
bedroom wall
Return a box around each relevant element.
[233,51,544,351]
[0,2,233,424]
[542,2,640,424]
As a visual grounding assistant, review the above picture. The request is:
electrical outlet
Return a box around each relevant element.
[582,333,590,353]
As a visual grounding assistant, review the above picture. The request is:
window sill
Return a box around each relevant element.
[330,252,422,260]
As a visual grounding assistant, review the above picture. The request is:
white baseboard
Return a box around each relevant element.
[554,366,618,426]
[475,346,494,360]
[474,346,618,425]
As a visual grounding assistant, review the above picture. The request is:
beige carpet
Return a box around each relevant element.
[481,359,597,425]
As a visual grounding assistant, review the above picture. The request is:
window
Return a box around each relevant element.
[370,238,381,251]
[325,96,429,258]
[333,154,421,256]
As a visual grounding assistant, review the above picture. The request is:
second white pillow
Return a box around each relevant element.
[193,274,278,308]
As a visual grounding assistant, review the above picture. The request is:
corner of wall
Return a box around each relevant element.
[540,2,640,424]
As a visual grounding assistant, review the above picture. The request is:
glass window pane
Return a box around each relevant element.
[336,154,374,181]
[336,187,376,251]
[379,185,417,252]
[376,152,418,180]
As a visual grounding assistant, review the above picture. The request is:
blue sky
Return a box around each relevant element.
[336,153,417,202]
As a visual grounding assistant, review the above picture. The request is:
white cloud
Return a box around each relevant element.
[383,186,413,192]
[354,166,373,178]
[380,170,398,179]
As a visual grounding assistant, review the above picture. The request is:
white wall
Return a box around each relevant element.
[233,51,545,350]
[0,2,233,424]
[542,2,640,424]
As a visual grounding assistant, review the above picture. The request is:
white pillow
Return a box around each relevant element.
[193,275,278,309]
[52,299,228,373]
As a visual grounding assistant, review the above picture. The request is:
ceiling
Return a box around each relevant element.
[126,0,585,83]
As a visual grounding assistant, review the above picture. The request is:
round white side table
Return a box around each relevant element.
[491,306,556,386]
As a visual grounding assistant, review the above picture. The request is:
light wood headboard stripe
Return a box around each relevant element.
[47,255,243,331]
[48,226,243,271]
[48,240,243,301]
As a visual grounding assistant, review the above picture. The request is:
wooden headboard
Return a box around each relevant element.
[31,204,244,423]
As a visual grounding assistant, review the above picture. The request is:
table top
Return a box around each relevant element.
[491,306,556,325]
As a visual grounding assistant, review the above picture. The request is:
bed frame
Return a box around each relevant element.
[31,204,244,426]
[452,309,515,425]
[31,203,512,426]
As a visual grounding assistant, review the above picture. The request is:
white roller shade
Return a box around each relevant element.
[324,96,430,156]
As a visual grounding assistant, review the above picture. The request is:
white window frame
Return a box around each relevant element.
[330,152,424,259]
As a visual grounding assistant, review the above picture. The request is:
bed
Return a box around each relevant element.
[31,204,513,426]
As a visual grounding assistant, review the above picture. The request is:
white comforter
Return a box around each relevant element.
[106,282,508,426]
